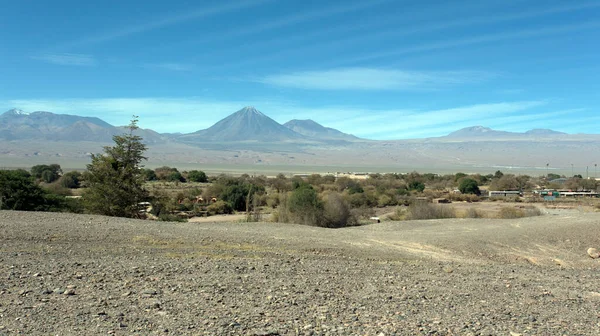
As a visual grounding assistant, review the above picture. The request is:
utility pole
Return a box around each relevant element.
[571,163,574,177]
[587,166,589,179]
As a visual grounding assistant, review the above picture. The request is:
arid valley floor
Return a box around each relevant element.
[1,208,600,335]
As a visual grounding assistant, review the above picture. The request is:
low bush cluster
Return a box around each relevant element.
[497,206,542,219]
[405,202,457,220]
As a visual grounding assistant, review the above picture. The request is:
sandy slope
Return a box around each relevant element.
[1,210,600,335]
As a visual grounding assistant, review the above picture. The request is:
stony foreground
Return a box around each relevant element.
[1,210,600,335]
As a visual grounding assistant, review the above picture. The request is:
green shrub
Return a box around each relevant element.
[167,171,185,182]
[186,170,208,183]
[31,164,62,183]
[458,178,480,195]
[141,168,157,181]
[377,194,394,207]
[59,171,82,188]
[408,181,425,192]
[0,170,48,211]
[0,169,79,212]
[287,185,323,226]
[158,213,187,222]
[207,200,233,215]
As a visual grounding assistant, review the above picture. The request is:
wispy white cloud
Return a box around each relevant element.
[259,68,491,91]
[142,63,195,72]
[159,0,394,50]
[52,0,274,50]
[337,21,600,66]
[204,5,600,71]
[30,53,96,66]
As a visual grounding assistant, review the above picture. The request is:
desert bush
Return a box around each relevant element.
[207,200,233,215]
[271,193,291,223]
[266,193,280,208]
[405,202,456,220]
[43,182,72,196]
[396,187,410,196]
[388,207,406,221]
[345,191,377,208]
[448,193,480,202]
[377,194,394,207]
[350,206,376,222]
[245,193,263,222]
[497,206,542,219]
[322,192,356,228]
[463,208,485,218]
[422,189,445,199]
[497,207,522,219]
[393,195,413,206]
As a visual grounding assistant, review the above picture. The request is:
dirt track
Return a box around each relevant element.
[1,209,600,335]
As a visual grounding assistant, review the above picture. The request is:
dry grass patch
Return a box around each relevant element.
[405,202,457,220]
[497,206,542,219]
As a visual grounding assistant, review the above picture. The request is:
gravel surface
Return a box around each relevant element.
[1,210,600,335]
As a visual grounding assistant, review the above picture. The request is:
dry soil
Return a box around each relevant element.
[1,209,600,335]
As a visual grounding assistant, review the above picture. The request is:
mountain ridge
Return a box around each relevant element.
[283,119,359,141]
[0,109,166,143]
[0,108,588,144]
[445,125,569,139]
[179,106,304,142]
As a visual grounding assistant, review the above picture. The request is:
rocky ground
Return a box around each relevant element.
[1,209,600,335]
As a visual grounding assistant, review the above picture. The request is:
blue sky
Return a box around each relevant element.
[1,0,599,139]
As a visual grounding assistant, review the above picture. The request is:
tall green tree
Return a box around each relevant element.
[458,178,481,195]
[83,116,149,217]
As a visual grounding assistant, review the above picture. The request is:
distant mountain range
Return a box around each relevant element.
[0,107,589,145]
[0,107,360,144]
[0,108,166,143]
[445,126,568,139]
